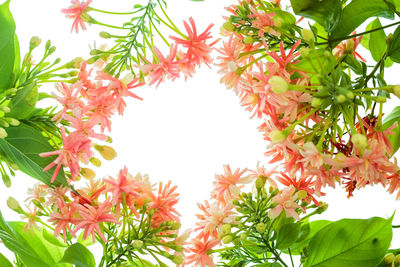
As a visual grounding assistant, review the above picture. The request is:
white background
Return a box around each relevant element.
[1,0,400,263]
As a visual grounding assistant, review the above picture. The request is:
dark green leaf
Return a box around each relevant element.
[369,19,387,62]
[330,0,394,45]
[8,222,71,267]
[0,252,13,267]
[7,82,38,119]
[290,0,342,32]
[276,223,301,250]
[389,25,400,63]
[59,243,95,267]
[0,123,68,186]
[0,0,16,90]
[304,217,392,267]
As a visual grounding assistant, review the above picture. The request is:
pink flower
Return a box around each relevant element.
[145,182,180,228]
[62,0,92,33]
[267,40,301,78]
[21,206,40,231]
[195,200,236,240]
[95,72,144,115]
[25,184,48,204]
[103,167,140,217]
[268,185,301,220]
[248,162,278,188]
[211,165,252,203]
[276,172,320,205]
[334,31,366,62]
[40,126,84,182]
[85,94,117,132]
[184,236,219,267]
[139,45,182,87]
[52,82,84,122]
[74,198,119,242]
[170,17,217,67]
[49,200,79,242]
[298,142,324,169]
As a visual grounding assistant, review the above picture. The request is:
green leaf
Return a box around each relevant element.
[389,25,400,63]
[7,82,38,119]
[276,223,301,250]
[330,0,394,45]
[0,123,68,187]
[304,217,392,267]
[369,19,387,62]
[0,252,13,267]
[383,106,400,155]
[42,228,68,248]
[0,211,51,267]
[8,222,71,267]
[290,0,342,32]
[59,243,95,267]
[13,34,20,75]
[288,220,332,255]
[343,55,363,75]
[0,0,16,90]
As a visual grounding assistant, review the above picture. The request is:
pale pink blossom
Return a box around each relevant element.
[184,236,219,267]
[268,185,301,220]
[62,0,92,33]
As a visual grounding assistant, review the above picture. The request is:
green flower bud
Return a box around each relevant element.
[89,157,102,167]
[394,85,400,98]
[30,36,42,50]
[394,254,400,265]
[383,253,395,263]
[7,197,21,212]
[222,235,233,244]
[223,21,235,32]
[255,177,264,189]
[243,36,254,45]
[221,224,232,235]
[269,76,289,94]
[256,222,266,234]
[311,97,322,107]
[171,255,184,265]
[376,96,387,103]
[335,94,346,103]
[81,168,96,179]
[0,127,7,139]
[94,144,117,160]
[100,31,111,39]
[132,240,143,249]
[301,29,315,44]
[0,106,10,113]
[270,130,286,143]
[351,134,368,150]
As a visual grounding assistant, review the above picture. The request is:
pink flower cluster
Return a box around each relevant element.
[40,62,143,183]
[24,167,180,243]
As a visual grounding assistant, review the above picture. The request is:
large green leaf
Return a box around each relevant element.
[383,106,400,155]
[369,18,387,62]
[0,123,68,186]
[8,222,71,267]
[59,243,95,267]
[330,0,394,44]
[0,211,51,267]
[0,252,12,267]
[290,0,342,33]
[276,223,301,250]
[304,217,392,267]
[7,82,38,119]
[0,0,16,90]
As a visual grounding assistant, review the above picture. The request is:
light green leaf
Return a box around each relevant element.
[290,0,342,32]
[59,243,95,267]
[7,82,38,119]
[383,106,400,155]
[276,223,301,250]
[0,252,13,267]
[330,0,394,45]
[0,123,68,187]
[369,18,387,62]
[8,222,71,267]
[0,0,16,90]
[304,217,392,267]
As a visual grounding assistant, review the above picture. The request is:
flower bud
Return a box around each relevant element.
[171,255,184,265]
[255,177,264,189]
[0,106,10,113]
[222,235,233,244]
[273,17,283,28]
[394,254,400,265]
[376,96,387,103]
[316,202,328,214]
[297,190,308,200]
[170,222,181,230]
[269,76,289,94]
[0,127,7,139]
[383,253,395,263]
[270,130,286,143]
[81,168,96,179]
[240,233,247,240]
[243,36,254,45]
[335,94,347,103]
[89,157,102,167]
[99,31,111,39]
[300,47,310,58]
[311,97,322,107]
[301,29,315,44]
[221,224,232,235]
[132,240,143,249]
[30,36,42,50]
[7,197,21,212]
[351,134,368,150]
[5,118,20,126]
[256,222,266,234]
[394,85,400,98]
[223,22,235,32]
[94,144,117,160]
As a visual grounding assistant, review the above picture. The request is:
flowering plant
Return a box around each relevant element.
[1,0,400,266]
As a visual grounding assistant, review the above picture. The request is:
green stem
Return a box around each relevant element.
[88,7,138,15]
